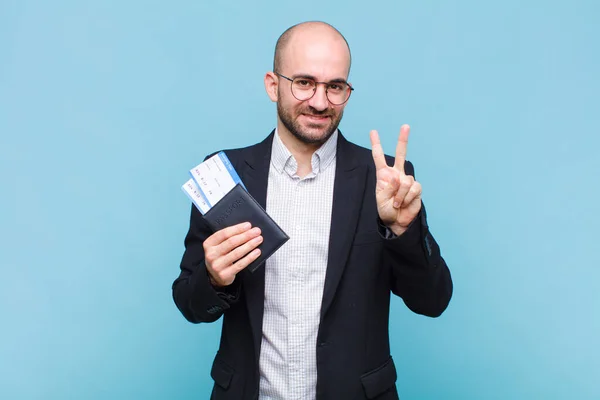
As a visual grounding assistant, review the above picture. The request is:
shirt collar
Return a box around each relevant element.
[271,128,338,177]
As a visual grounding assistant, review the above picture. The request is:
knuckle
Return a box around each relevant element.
[231,224,244,236]
[222,269,236,282]
[247,227,261,237]
[204,246,219,261]
[232,260,245,272]
[216,270,228,282]
[221,226,236,240]
[238,241,258,259]
[230,247,246,262]
[236,258,252,272]
[215,229,226,241]
[245,237,259,250]
[205,248,217,263]
[208,233,222,247]
[225,235,242,249]
[240,229,256,242]
[212,258,226,271]
[205,262,215,275]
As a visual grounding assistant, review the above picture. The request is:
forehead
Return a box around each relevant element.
[281,31,350,80]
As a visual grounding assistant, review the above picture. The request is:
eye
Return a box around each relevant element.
[296,79,312,87]
[328,83,346,92]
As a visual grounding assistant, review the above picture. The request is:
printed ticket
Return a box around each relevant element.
[186,151,246,210]
[181,178,210,214]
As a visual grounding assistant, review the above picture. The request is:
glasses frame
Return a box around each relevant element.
[274,72,354,105]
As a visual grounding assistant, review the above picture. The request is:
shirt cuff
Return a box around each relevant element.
[377,212,422,247]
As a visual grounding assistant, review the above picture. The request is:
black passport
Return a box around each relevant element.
[203,184,289,273]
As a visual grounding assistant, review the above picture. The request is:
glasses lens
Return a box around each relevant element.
[326,83,350,105]
[290,77,352,104]
[291,78,316,101]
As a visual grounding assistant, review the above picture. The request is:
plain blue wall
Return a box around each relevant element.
[1,1,599,399]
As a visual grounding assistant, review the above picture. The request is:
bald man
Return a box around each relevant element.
[173,21,453,400]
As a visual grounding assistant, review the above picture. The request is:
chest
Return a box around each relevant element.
[266,168,335,253]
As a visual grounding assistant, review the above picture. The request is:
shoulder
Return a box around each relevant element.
[203,145,249,162]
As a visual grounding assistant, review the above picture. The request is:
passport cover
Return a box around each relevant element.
[203,184,289,273]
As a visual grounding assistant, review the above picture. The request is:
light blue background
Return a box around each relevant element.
[1,1,599,399]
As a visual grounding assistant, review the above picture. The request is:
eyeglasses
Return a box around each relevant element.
[274,72,354,105]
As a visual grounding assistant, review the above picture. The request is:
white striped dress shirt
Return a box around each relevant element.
[258,129,338,400]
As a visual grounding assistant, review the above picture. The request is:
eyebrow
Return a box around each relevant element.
[291,74,348,83]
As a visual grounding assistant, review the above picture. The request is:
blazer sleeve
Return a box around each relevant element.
[380,161,453,317]
[172,204,242,323]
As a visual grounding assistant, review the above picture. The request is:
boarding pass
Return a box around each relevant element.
[181,152,245,214]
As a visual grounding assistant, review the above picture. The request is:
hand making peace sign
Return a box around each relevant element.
[370,124,422,236]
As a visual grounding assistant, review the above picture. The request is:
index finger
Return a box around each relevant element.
[394,124,410,174]
[205,222,252,247]
[369,130,388,171]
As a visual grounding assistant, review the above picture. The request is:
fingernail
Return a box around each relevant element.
[243,222,251,229]
[393,201,400,208]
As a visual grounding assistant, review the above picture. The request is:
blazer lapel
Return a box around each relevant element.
[320,133,367,319]
[235,130,366,354]
[237,131,274,363]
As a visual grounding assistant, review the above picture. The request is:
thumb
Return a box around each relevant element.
[376,176,399,201]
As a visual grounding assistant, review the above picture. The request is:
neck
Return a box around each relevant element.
[276,123,323,178]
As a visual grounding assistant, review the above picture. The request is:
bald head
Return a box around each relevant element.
[273,21,352,75]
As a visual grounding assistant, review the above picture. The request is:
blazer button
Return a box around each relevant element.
[207,305,222,314]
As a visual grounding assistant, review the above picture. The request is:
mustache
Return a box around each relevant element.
[301,106,334,117]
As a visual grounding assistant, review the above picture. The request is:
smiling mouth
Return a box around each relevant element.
[303,114,330,121]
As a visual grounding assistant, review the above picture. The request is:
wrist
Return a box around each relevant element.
[209,275,220,288]
[388,223,407,236]
[207,269,225,288]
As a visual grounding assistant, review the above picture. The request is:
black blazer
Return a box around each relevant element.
[173,131,453,399]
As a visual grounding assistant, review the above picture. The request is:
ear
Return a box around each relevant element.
[264,72,279,102]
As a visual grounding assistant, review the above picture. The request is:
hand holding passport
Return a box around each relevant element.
[182,152,289,276]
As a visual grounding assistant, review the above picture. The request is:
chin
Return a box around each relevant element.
[293,127,335,145]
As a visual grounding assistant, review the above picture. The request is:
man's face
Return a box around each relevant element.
[276,32,351,146]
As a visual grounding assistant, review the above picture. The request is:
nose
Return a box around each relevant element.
[307,84,329,111]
